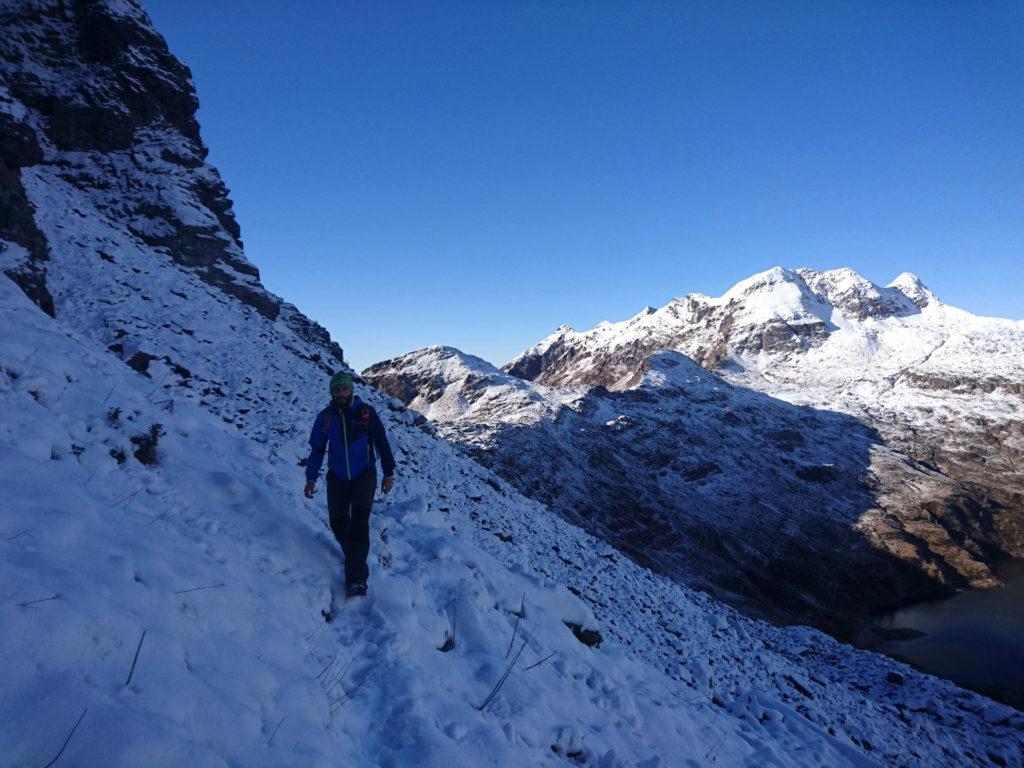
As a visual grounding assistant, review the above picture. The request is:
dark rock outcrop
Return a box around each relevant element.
[0,0,347,435]
[0,0,277,319]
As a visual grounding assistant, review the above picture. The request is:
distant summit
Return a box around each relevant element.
[504,266,962,390]
[887,271,935,308]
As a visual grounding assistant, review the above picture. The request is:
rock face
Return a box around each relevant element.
[0,0,344,432]
[366,269,1024,637]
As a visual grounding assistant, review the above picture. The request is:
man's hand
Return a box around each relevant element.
[381,476,394,494]
[304,481,316,499]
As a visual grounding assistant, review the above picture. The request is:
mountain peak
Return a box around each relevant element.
[370,345,501,377]
[796,267,923,320]
[720,266,833,328]
[888,272,936,308]
[797,266,874,292]
[721,266,803,301]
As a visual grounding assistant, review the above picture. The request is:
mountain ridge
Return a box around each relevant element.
[366,266,1024,644]
[500,266,1024,513]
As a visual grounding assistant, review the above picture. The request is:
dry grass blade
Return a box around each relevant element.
[477,641,527,711]
[41,707,87,768]
[328,672,372,712]
[173,582,225,595]
[267,715,286,746]
[109,487,144,508]
[523,650,557,671]
[505,612,521,659]
[125,630,147,686]
[18,593,59,608]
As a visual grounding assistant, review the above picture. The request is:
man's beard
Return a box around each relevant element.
[333,394,352,408]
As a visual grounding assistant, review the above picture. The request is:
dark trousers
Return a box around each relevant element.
[326,469,376,586]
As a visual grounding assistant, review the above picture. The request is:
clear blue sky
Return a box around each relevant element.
[145,0,1023,371]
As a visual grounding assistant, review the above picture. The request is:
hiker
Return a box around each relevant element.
[304,372,396,597]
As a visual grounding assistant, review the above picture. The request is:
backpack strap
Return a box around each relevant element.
[361,405,375,463]
[322,406,332,462]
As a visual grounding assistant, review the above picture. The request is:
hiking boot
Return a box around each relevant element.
[346,582,367,598]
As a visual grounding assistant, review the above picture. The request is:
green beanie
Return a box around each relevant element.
[330,372,354,392]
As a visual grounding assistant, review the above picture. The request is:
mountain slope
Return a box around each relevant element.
[475,268,1024,606]
[503,267,1024,523]
[1,0,342,444]
[364,345,1008,640]
[5,273,1023,766]
[2,2,1023,765]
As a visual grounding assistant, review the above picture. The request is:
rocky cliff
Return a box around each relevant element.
[1,0,344,437]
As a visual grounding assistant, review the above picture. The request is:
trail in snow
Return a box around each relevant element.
[3,275,1022,766]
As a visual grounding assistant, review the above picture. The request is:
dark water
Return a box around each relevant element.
[875,559,1024,708]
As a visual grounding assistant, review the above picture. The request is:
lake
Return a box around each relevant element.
[875,558,1024,709]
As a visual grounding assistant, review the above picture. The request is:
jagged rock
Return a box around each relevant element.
[0,0,281,320]
[0,0,344,430]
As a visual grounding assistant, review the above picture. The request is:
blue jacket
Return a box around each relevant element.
[306,396,396,483]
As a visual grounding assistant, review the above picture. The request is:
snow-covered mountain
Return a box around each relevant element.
[365,271,1023,640]
[364,340,1017,640]
[2,1,1023,765]
[503,267,1024,516]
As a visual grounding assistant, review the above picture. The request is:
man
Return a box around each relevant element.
[304,372,395,597]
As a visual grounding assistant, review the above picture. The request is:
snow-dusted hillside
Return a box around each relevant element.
[365,344,1012,641]
[5,270,1023,767]
[503,268,1024,519]
[452,268,1023,609]
[2,1,1023,764]
[1,0,342,444]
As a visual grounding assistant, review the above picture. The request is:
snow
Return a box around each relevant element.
[363,271,1024,764]
[369,346,581,427]
[3,2,1021,761]
[887,273,935,307]
[721,267,833,327]
[504,266,1024,453]
[8,274,1001,765]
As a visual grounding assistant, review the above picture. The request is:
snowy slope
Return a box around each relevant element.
[1,0,343,445]
[497,267,1024,579]
[365,345,1014,642]
[1,2,1022,765]
[506,267,1024,398]
[1,277,745,766]
[364,345,584,427]
[503,268,1024,507]
[5,274,1023,766]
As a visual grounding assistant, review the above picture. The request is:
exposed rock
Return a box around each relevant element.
[0,0,279,320]
[564,621,603,648]
[0,0,346,436]
[0,107,53,316]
